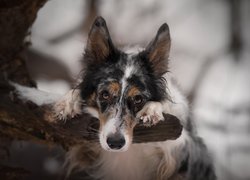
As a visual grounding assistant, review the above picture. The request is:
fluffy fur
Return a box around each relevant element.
[53,17,216,180]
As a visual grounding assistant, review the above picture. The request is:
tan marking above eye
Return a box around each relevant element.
[127,86,140,97]
[108,82,120,95]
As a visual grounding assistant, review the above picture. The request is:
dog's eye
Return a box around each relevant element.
[133,95,143,105]
[101,91,110,100]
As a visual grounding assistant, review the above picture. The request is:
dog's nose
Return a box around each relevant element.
[107,133,125,150]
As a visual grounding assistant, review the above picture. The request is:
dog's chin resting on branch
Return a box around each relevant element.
[16,17,216,180]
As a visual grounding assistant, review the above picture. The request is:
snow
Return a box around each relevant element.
[99,0,229,57]
[193,50,250,179]
[29,33,85,84]
[32,0,86,40]
[12,82,62,106]
[36,79,71,95]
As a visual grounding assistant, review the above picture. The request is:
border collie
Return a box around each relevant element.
[53,17,216,180]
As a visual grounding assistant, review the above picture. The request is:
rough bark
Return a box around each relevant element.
[0,0,47,61]
[0,81,183,148]
[0,165,29,180]
[0,0,47,86]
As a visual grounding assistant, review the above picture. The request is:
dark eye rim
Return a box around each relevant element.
[100,90,110,100]
[133,94,144,105]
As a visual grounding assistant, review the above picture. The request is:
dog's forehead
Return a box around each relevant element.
[98,53,144,92]
[116,52,137,69]
[101,52,138,79]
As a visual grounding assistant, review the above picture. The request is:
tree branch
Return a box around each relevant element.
[0,81,182,150]
[0,0,47,87]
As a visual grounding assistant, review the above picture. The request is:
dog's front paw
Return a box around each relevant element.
[53,90,82,122]
[136,101,164,126]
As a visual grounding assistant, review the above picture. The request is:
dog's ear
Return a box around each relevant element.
[144,23,171,77]
[85,16,115,64]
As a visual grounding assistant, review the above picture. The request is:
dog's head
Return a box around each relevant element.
[80,17,171,152]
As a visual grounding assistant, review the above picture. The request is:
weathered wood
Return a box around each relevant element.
[133,114,182,143]
[0,0,47,61]
[0,81,182,149]
[0,82,88,150]
[0,165,30,180]
[0,0,47,87]
[60,112,183,144]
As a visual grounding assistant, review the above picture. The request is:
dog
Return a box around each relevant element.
[53,17,216,180]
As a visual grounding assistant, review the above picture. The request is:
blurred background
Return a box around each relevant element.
[2,0,250,179]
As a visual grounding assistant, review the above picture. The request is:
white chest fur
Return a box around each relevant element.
[91,130,187,180]
[93,143,160,180]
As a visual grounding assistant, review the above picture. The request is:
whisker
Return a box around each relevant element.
[87,127,99,133]
[78,130,99,136]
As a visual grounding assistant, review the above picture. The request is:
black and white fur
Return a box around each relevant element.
[50,17,216,179]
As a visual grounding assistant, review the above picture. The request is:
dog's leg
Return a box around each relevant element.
[136,101,164,126]
[136,82,188,126]
[53,89,82,121]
